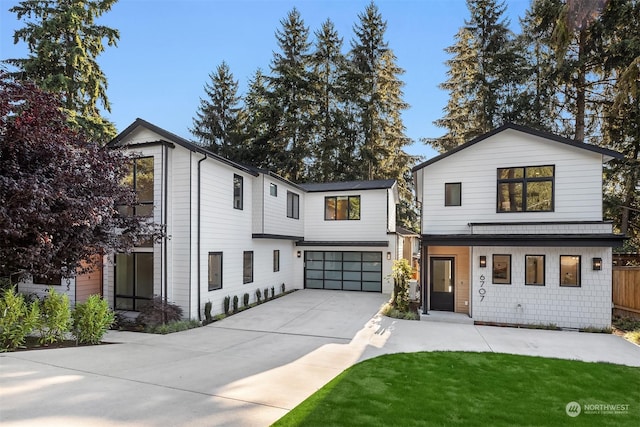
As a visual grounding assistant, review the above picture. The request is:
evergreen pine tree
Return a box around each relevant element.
[6,0,119,143]
[191,61,242,159]
[266,8,315,182]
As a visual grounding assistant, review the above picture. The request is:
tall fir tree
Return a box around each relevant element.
[6,0,119,143]
[349,2,415,229]
[191,61,243,159]
[266,8,315,182]
[308,19,356,182]
[430,0,520,152]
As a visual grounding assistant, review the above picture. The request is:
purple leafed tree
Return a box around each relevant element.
[0,75,163,280]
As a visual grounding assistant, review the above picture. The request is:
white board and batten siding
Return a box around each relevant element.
[420,129,605,234]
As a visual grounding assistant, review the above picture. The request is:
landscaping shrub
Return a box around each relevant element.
[137,296,183,327]
[71,295,114,344]
[146,319,200,334]
[256,288,262,303]
[0,288,40,351]
[264,287,269,300]
[37,287,71,345]
[232,295,239,312]
[281,283,285,294]
[271,286,275,298]
[391,259,413,312]
[223,295,230,314]
[204,301,212,324]
[243,293,249,308]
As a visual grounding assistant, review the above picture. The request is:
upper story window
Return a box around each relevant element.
[325,196,361,220]
[287,191,299,219]
[270,183,278,197]
[445,183,461,206]
[120,157,154,216]
[233,174,243,210]
[497,165,554,212]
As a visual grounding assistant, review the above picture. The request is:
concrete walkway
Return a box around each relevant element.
[1,290,638,426]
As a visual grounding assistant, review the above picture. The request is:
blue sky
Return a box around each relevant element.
[1,0,531,160]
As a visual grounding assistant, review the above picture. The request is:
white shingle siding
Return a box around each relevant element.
[472,247,612,329]
[421,129,605,234]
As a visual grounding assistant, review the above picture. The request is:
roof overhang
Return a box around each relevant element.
[421,234,626,247]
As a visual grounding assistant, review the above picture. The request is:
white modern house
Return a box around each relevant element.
[412,123,625,329]
[98,119,399,320]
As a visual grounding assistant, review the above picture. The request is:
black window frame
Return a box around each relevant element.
[273,249,280,272]
[270,183,278,197]
[560,255,581,287]
[118,156,154,217]
[243,251,254,284]
[525,255,545,286]
[444,182,462,207]
[324,195,361,221]
[208,252,223,291]
[492,254,511,285]
[233,174,243,210]
[496,165,555,213]
[114,252,154,311]
[287,191,299,219]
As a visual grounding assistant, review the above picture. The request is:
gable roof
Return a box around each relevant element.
[300,179,396,193]
[108,118,258,176]
[412,123,624,172]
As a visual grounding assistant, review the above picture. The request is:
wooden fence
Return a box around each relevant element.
[613,266,640,317]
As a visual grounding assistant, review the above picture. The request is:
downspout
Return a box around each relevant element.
[196,153,207,321]
[163,144,169,302]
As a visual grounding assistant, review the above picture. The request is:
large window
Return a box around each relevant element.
[445,183,461,206]
[325,196,361,220]
[560,255,581,287]
[497,165,554,212]
[287,191,299,219]
[119,157,154,216]
[233,174,243,210]
[273,250,280,272]
[525,255,545,286]
[114,252,154,310]
[243,251,253,284]
[208,252,223,291]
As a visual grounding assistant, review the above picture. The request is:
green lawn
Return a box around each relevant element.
[273,352,640,427]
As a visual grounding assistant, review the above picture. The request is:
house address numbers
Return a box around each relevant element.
[479,274,486,302]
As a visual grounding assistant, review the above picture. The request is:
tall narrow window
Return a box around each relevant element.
[497,165,554,212]
[233,174,243,210]
[243,251,253,284]
[560,255,581,287]
[445,183,461,206]
[208,252,223,291]
[270,183,278,197]
[325,196,360,220]
[114,252,154,310]
[525,255,545,286]
[287,191,299,219]
[119,157,154,216]
[492,254,511,284]
[273,250,280,272]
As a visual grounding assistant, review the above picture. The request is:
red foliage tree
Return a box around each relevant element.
[0,75,162,280]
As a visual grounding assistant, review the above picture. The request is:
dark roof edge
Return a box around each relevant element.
[296,241,390,247]
[413,123,624,172]
[108,118,259,176]
[300,179,397,192]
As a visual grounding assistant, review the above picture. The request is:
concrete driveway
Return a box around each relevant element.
[1,289,639,427]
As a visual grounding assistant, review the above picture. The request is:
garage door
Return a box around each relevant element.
[304,251,382,292]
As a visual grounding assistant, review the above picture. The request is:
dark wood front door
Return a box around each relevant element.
[430,257,454,311]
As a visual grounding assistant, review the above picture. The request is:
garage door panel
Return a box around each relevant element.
[304,251,382,293]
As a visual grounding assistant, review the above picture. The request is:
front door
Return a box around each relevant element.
[430,257,454,311]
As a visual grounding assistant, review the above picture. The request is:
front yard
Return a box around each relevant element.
[274,351,640,426]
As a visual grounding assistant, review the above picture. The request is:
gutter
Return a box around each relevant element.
[196,153,207,321]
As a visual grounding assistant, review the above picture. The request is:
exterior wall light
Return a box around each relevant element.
[297,251,302,258]
[592,257,602,271]
[479,256,487,268]
[387,252,392,260]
